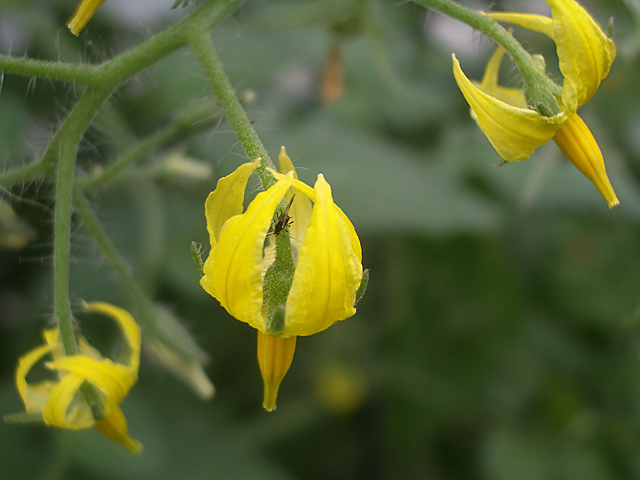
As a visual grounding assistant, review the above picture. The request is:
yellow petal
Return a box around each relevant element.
[272,170,362,264]
[552,113,618,208]
[42,373,93,429]
[486,12,555,39]
[285,175,362,336]
[82,302,141,371]
[201,173,294,331]
[453,54,565,161]
[16,342,54,412]
[257,332,296,411]
[477,47,527,109]
[67,0,107,36]
[334,205,363,264]
[278,148,313,242]
[47,356,134,403]
[96,404,143,453]
[547,0,615,110]
[43,328,67,362]
[204,159,260,248]
[278,146,299,179]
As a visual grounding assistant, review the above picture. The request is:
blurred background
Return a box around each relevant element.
[3,0,640,478]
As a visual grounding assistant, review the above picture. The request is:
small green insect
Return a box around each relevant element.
[273,195,295,236]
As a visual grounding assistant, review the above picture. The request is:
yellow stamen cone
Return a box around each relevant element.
[257,332,297,411]
[552,114,619,208]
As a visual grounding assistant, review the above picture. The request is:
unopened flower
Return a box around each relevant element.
[67,0,107,36]
[15,302,142,452]
[0,200,36,250]
[453,0,618,207]
[200,148,366,410]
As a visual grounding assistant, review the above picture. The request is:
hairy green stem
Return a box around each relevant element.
[413,0,561,115]
[187,29,276,189]
[0,0,243,88]
[0,161,52,189]
[54,87,112,355]
[0,55,100,85]
[54,88,113,420]
[55,141,79,355]
[5,0,243,183]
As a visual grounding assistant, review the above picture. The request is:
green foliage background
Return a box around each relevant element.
[3,0,640,478]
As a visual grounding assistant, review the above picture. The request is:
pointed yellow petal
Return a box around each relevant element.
[270,169,360,263]
[48,356,134,403]
[277,148,313,242]
[478,47,527,109]
[42,373,92,429]
[96,405,143,453]
[16,342,54,411]
[334,205,363,264]
[202,173,294,330]
[82,302,141,371]
[552,113,618,208]
[453,54,565,161]
[204,159,260,248]
[285,175,362,336]
[278,146,299,179]
[486,12,555,39]
[257,332,296,411]
[67,0,107,36]
[547,0,616,110]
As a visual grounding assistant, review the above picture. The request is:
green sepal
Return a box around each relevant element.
[3,412,45,424]
[191,241,205,277]
[354,269,370,306]
[263,229,296,334]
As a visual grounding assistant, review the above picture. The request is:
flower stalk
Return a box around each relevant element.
[54,87,112,356]
[188,29,277,189]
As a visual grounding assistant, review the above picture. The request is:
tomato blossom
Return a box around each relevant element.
[200,148,366,410]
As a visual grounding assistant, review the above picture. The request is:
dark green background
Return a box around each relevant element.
[2,0,640,478]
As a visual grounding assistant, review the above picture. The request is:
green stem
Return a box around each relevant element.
[0,55,100,85]
[413,0,561,115]
[55,140,78,356]
[0,0,243,89]
[187,29,276,189]
[0,161,52,189]
[76,100,221,191]
[54,88,112,420]
[90,0,244,86]
[54,87,112,355]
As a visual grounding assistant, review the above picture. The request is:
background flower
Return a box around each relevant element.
[14,302,142,453]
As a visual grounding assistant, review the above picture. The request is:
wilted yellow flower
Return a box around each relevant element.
[452,0,618,207]
[67,0,107,36]
[200,148,365,410]
[16,302,142,452]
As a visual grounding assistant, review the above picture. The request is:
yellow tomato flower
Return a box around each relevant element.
[67,0,107,36]
[452,0,618,207]
[16,302,142,453]
[200,148,365,410]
